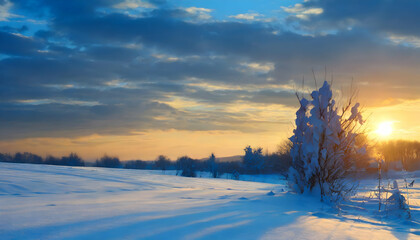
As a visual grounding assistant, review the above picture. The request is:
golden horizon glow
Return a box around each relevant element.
[3,91,420,160]
[0,129,292,161]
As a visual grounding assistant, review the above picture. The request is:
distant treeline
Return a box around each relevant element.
[2,139,419,177]
[378,140,420,171]
[0,144,293,177]
[0,152,85,166]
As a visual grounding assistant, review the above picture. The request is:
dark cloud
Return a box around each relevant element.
[0,31,42,56]
[0,101,175,139]
[85,46,141,62]
[1,0,420,140]
[290,0,420,37]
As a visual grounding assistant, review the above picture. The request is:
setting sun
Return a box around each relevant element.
[376,121,394,138]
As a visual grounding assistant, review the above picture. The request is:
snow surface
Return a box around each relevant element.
[1,162,420,239]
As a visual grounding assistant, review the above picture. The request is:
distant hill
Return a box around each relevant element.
[198,155,242,162]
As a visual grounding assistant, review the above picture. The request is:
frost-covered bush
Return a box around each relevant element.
[288,81,365,202]
[386,180,411,218]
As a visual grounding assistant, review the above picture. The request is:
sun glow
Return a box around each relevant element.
[376,121,394,138]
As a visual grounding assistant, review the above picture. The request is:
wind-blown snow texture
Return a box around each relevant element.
[1,162,419,239]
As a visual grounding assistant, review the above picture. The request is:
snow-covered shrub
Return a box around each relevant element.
[288,81,365,202]
[243,146,264,174]
[386,180,411,218]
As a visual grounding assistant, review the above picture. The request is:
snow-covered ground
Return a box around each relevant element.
[1,162,419,240]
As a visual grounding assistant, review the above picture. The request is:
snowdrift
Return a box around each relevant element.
[1,162,419,239]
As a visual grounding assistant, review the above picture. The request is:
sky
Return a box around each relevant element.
[1,0,420,160]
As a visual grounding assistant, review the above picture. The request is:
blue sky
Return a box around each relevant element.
[1,0,420,160]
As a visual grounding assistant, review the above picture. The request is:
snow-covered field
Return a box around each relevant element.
[1,162,420,240]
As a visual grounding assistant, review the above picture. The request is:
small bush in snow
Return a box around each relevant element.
[386,180,411,219]
[288,81,365,202]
